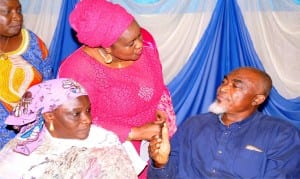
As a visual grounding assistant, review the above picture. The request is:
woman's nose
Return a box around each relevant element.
[12,11,22,21]
[135,39,143,49]
[81,114,92,124]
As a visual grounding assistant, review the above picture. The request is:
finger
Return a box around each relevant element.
[149,140,161,154]
[156,111,167,122]
[149,135,160,146]
[153,120,165,125]
[161,123,169,141]
[150,134,159,140]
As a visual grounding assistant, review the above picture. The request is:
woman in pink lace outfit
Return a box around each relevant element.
[58,0,177,178]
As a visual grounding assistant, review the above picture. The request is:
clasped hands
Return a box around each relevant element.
[128,110,167,141]
[128,110,171,168]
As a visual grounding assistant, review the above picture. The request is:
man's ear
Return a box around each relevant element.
[252,94,266,106]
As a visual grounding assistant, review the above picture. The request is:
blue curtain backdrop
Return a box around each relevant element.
[49,0,80,77]
[49,0,300,128]
[168,0,300,127]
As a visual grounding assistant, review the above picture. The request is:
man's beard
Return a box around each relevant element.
[208,101,227,115]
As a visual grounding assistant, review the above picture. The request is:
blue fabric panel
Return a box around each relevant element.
[49,0,80,77]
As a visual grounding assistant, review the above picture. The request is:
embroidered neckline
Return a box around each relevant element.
[6,29,29,56]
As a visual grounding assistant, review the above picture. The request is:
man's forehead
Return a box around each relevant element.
[229,68,255,77]
[227,70,259,86]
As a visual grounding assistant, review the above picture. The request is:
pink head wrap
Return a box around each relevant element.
[69,0,134,48]
[5,78,88,155]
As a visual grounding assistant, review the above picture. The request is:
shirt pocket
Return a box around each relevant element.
[233,147,265,178]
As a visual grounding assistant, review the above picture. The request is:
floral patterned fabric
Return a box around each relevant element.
[0,125,137,178]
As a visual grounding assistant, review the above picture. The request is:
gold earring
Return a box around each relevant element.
[104,54,113,64]
[98,48,113,64]
[49,122,55,131]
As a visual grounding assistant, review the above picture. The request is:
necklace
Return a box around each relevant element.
[0,38,9,60]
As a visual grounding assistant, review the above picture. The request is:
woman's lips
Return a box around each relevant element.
[9,24,22,31]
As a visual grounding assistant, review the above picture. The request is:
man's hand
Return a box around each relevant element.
[148,123,170,168]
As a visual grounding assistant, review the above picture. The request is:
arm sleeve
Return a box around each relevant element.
[265,125,300,177]
[156,88,177,137]
[141,28,177,137]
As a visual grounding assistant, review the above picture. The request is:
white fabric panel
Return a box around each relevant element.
[238,0,300,98]
[135,13,212,83]
[20,0,62,48]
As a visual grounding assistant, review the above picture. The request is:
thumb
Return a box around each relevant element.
[161,123,169,141]
[155,122,171,167]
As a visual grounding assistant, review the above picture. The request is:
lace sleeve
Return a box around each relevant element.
[156,89,177,137]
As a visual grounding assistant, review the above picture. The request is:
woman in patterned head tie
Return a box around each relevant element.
[0,78,137,179]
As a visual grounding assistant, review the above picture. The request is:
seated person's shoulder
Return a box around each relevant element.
[260,113,299,132]
[187,112,218,123]
[179,112,218,130]
[89,125,121,144]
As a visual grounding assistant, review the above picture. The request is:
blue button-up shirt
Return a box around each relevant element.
[148,111,300,178]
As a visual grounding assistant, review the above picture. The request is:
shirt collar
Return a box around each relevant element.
[218,111,260,129]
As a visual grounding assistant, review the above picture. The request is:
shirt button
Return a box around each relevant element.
[218,150,222,154]
[212,169,216,173]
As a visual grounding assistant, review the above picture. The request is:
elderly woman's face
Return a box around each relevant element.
[110,20,143,61]
[0,0,23,37]
[49,95,92,140]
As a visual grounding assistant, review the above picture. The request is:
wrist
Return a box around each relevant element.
[153,161,167,168]
[127,129,134,141]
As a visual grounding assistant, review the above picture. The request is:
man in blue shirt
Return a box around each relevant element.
[148,67,300,178]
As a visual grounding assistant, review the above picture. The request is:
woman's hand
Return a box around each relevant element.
[128,111,167,141]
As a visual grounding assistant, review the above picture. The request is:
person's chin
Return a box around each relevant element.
[9,25,22,34]
[209,101,227,115]
[76,129,90,139]
[133,53,142,59]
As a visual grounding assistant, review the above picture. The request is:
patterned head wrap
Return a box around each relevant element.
[5,78,88,155]
[69,0,134,48]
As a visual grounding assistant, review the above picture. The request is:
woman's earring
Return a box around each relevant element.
[49,121,55,131]
[104,54,113,64]
[98,49,113,64]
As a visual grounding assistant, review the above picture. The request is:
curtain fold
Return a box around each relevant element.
[168,0,300,127]
[48,0,80,77]
[24,0,299,128]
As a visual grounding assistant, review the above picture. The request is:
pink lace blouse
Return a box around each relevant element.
[59,30,176,152]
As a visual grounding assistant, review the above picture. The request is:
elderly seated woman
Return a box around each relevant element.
[0,78,137,178]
